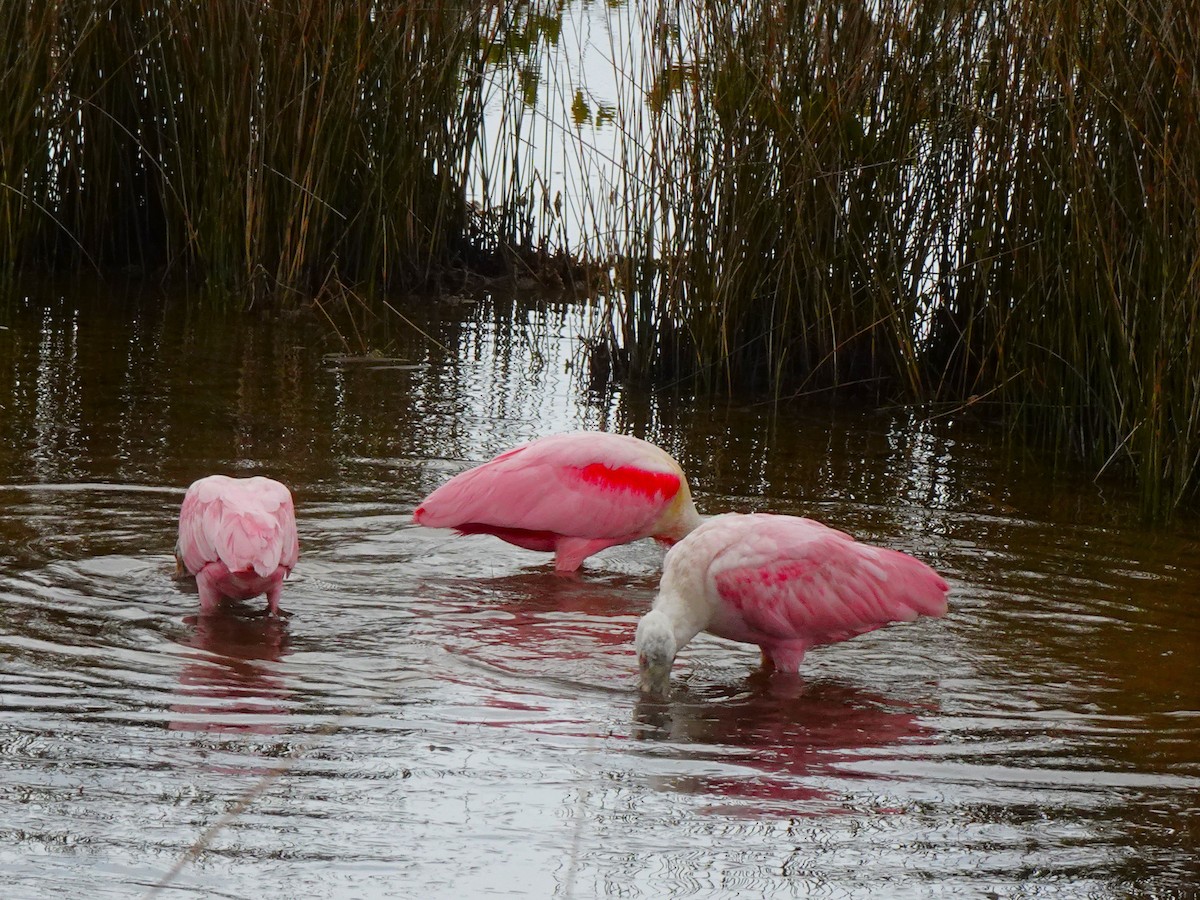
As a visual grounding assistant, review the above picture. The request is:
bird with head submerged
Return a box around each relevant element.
[412,431,703,572]
[635,512,949,697]
[175,475,300,616]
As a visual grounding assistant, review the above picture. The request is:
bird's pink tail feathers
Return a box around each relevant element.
[878,547,950,619]
[214,509,285,577]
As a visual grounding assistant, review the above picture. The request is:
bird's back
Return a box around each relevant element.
[677,513,948,647]
[413,432,687,539]
[178,476,299,578]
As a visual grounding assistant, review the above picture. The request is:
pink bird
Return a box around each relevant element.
[413,431,703,572]
[175,475,300,616]
[635,513,949,696]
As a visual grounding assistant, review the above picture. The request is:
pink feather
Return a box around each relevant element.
[708,516,947,657]
[176,475,299,616]
[636,513,949,692]
[413,432,702,572]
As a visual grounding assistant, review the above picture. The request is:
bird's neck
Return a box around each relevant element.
[677,503,704,538]
[659,482,704,543]
[654,569,712,653]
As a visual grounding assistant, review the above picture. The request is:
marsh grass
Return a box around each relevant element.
[3,0,1200,508]
[0,0,512,291]
[589,0,1200,510]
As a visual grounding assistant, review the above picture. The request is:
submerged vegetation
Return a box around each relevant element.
[2,0,1199,510]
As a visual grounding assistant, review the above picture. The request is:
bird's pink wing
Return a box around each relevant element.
[177,482,218,574]
[413,434,682,540]
[178,476,298,577]
[710,519,948,646]
[241,476,299,570]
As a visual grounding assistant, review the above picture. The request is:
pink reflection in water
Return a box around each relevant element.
[169,612,292,737]
[633,677,937,815]
[425,571,936,819]
[428,570,652,677]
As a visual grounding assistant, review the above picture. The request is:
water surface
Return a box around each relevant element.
[0,283,1197,897]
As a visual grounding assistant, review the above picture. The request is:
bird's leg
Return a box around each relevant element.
[263,580,291,618]
[553,536,619,574]
[759,648,777,675]
[551,563,582,580]
[195,570,225,616]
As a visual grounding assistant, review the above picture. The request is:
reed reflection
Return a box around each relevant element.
[425,569,654,671]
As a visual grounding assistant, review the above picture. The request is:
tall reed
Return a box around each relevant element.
[0,0,504,291]
[594,0,1200,509]
[5,0,1200,509]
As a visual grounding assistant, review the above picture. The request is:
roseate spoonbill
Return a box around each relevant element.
[175,475,300,616]
[413,432,702,572]
[635,513,949,696]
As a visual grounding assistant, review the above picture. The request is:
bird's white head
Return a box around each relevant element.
[635,608,678,698]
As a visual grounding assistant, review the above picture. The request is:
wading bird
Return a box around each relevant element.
[635,513,948,696]
[413,431,703,572]
[176,475,300,616]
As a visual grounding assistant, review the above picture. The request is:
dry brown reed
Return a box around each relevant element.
[592,0,1200,511]
[0,0,508,292]
[4,0,1200,509]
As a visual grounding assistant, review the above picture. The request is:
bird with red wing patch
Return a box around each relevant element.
[636,513,948,695]
[413,432,702,572]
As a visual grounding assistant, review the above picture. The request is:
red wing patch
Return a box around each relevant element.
[571,463,680,500]
[718,561,818,604]
[716,560,900,646]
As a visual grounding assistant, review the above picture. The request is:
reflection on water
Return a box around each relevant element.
[0,280,1198,896]
[633,679,935,815]
[170,614,292,738]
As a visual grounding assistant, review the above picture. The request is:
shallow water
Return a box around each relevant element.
[0,284,1197,898]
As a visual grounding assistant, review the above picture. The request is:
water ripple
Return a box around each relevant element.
[1,302,1198,897]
